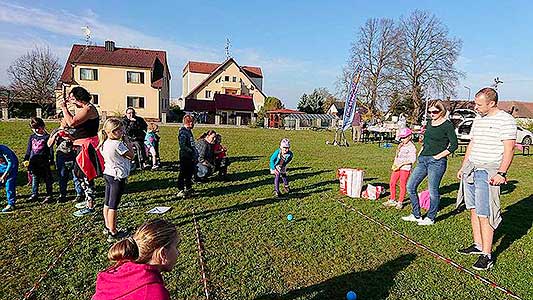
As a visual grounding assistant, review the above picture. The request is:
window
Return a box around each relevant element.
[232,76,237,82]
[91,94,99,105]
[80,68,98,81]
[205,90,212,98]
[224,76,230,81]
[216,77,221,83]
[127,71,144,84]
[127,96,145,108]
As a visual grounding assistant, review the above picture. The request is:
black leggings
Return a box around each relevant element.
[104,175,126,210]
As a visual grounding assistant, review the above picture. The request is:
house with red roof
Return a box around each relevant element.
[55,41,170,121]
[182,58,265,125]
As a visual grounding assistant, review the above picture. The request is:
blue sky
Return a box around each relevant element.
[1,0,533,108]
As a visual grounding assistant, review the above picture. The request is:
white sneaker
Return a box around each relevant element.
[417,217,435,226]
[382,199,397,207]
[401,214,421,222]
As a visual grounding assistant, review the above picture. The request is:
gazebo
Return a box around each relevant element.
[265,109,304,128]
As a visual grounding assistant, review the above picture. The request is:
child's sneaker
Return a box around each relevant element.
[72,195,83,203]
[395,202,404,210]
[274,190,281,198]
[177,190,186,199]
[57,195,67,203]
[73,207,95,217]
[75,201,88,209]
[382,199,397,207]
[107,230,129,243]
[2,205,15,213]
[41,196,53,204]
[283,186,290,193]
[28,194,38,202]
[472,254,494,271]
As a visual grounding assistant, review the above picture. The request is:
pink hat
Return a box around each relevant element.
[280,138,290,148]
[398,128,413,138]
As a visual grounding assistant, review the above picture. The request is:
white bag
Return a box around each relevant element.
[337,168,364,198]
[362,184,384,200]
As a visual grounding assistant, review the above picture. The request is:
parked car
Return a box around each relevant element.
[455,118,532,145]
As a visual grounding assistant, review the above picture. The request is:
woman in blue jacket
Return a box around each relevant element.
[269,138,293,197]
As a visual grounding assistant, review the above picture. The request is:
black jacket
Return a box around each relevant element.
[122,116,148,142]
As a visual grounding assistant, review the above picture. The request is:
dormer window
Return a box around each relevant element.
[224,75,230,81]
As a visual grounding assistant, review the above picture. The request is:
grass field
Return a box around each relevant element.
[0,120,532,300]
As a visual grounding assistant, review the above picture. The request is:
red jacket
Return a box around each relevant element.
[92,261,170,300]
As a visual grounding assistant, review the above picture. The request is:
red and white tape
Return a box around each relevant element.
[193,214,211,300]
[336,198,522,300]
[21,216,94,300]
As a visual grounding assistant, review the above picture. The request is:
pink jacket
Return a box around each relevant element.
[92,261,170,300]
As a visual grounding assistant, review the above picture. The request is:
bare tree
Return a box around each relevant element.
[339,18,400,117]
[396,10,463,121]
[7,46,60,114]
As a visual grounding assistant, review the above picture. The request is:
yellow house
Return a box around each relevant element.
[56,41,171,121]
[182,58,266,125]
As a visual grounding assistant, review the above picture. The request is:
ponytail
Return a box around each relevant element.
[108,237,139,262]
[97,129,108,149]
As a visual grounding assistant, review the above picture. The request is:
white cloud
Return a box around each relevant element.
[0,1,335,105]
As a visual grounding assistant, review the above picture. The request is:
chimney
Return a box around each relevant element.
[105,40,115,51]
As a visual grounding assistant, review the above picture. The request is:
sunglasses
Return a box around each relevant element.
[428,110,441,114]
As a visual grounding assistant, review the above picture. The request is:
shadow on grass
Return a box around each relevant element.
[436,180,519,222]
[172,178,336,226]
[255,253,416,300]
[200,169,329,198]
[231,155,264,163]
[493,194,533,258]
[225,167,311,182]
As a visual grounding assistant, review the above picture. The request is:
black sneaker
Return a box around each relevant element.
[472,254,494,271]
[457,244,483,255]
[274,191,281,198]
[28,194,38,202]
[57,195,67,203]
[107,230,129,243]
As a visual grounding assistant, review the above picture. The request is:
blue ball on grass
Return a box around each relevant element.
[346,291,357,300]
[287,214,294,221]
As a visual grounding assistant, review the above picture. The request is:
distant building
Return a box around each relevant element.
[55,41,171,121]
[182,58,266,125]
[327,101,345,116]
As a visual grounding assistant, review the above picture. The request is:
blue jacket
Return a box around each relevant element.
[0,144,19,175]
[269,148,293,170]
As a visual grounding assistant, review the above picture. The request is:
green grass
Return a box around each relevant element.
[0,120,532,299]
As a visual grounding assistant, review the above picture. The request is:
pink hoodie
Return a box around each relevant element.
[92,261,170,300]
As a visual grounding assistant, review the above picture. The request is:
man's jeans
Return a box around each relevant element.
[407,155,448,221]
[56,152,82,197]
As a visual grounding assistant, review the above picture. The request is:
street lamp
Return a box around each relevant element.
[464,86,471,100]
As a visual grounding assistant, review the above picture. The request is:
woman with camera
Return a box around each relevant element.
[59,86,102,217]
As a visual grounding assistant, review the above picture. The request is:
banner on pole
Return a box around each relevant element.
[342,65,363,131]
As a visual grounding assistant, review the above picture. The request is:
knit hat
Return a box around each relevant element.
[398,128,413,138]
[280,138,290,148]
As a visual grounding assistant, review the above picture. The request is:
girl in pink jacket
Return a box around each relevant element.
[93,219,179,300]
[383,128,417,209]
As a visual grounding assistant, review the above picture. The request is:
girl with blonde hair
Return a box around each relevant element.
[93,219,179,300]
[98,118,134,242]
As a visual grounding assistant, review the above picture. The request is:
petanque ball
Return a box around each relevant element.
[346,291,357,300]
[287,214,294,221]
